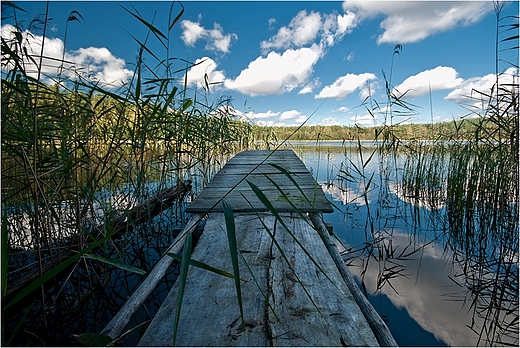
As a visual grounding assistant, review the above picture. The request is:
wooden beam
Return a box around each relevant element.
[101,213,204,341]
[309,213,398,347]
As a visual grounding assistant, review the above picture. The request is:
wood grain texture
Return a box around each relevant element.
[138,213,380,347]
[309,213,398,347]
[138,213,274,346]
[185,150,333,213]
[267,213,379,347]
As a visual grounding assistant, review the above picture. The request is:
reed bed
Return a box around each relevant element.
[1,2,253,345]
[328,3,518,345]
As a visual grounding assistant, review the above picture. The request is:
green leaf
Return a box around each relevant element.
[122,5,167,43]
[169,1,185,31]
[2,1,27,13]
[222,199,244,327]
[74,332,113,347]
[83,254,146,275]
[167,253,240,280]
[181,98,193,112]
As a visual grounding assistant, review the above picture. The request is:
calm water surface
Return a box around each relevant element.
[5,144,516,346]
[284,142,518,347]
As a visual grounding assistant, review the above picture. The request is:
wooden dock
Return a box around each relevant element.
[184,150,333,213]
[101,150,397,346]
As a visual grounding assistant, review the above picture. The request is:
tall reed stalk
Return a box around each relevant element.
[396,3,518,344]
[1,2,253,345]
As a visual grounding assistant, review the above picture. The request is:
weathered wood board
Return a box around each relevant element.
[138,213,379,347]
[185,150,333,213]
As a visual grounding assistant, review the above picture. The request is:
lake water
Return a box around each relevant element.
[4,143,517,346]
[284,142,518,347]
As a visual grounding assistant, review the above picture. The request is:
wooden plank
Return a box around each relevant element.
[188,188,331,213]
[202,172,318,189]
[138,213,380,347]
[186,150,332,213]
[138,213,274,346]
[267,214,379,346]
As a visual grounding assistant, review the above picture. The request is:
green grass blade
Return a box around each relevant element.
[172,228,192,345]
[122,4,168,42]
[168,1,185,31]
[5,299,36,345]
[83,254,146,275]
[2,209,8,297]
[167,253,240,280]
[5,227,124,309]
[222,199,244,327]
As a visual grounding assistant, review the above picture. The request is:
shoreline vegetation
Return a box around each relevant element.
[1,1,517,346]
[251,118,516,142]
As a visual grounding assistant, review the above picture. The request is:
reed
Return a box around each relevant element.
[395,4,518,344]
[1,2,253,345]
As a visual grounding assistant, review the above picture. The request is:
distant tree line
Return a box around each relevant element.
[251,118,511,142]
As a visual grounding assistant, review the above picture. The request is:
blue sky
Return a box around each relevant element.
[2,1,518,126]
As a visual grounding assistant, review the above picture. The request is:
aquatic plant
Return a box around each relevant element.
[1,2,253,345]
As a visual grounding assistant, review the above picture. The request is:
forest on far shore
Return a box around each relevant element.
[251,117,513,142]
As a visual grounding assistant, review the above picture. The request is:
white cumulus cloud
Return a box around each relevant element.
[298,78,321,95]
[261,10,322,51]
[180,20,205,46]
[280,109,302,120]
[244,110,280,120]
[393,66,463,98]
[242,109,308,126]
[224,45,321,96]
[315,72,377,100]
[261,10,357,52]
[343,1,493,44]
[333,106,350,113]
[181,20,237,53]
[69,47,133,87]
[350,113,378,127]
[1,24,132,88]
[445,67,518,105]
[320,117,341,126]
